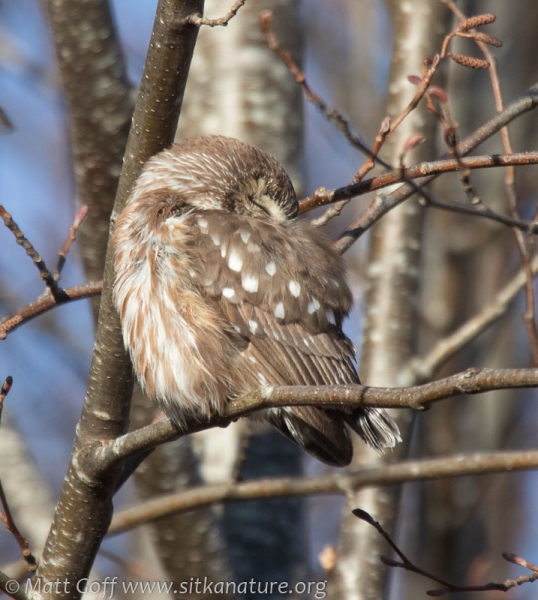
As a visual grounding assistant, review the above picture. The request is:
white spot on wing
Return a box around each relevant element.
[228,248,243,272]
[222,287,235,298]
[288,280,301,298]
[249,320,259,334]
[240,230,251,243]
[233,325,241,333]
[326,309,336,325]
[265,262,276,276]
[211,232,220,246]
[197,218,208,233]
[220,244,227,258]
[307,298,321,314]
[274,302,285,319]
[242,273,259,293]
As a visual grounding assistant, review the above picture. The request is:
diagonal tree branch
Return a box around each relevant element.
[35,1,204,596]
[406,254,538,382]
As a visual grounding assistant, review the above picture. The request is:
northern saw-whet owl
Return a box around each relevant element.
[113,136,400,466]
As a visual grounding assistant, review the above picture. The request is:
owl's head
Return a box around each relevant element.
[130,136,298,222]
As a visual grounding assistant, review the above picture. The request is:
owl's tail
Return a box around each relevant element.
[265,406,401,467]
[343,408,402,453]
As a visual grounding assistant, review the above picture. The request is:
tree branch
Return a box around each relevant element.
[0,571,30,600]
[35,0,204,596]
[0,282,102,340]
[355,508,538,595]
[93,367,538,470]
[108,449,538,536]
[0,206,65,302]
[405,254,538,382]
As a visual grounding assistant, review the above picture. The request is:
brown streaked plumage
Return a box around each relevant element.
[113,136,400,466]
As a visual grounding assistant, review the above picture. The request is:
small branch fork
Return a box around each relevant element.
[0,206,65,302]
[354,509,538,595]
[0,207,94,339]
[181,0,246,27]
[0,376,37,572]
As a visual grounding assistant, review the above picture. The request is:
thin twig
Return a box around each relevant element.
[0,107,13,132]
[0,376,13,426]
[417,186,533,231]
[299,152,538,216]
[331,82,538,253]
[0,481,37,572]
[312,118,392,228]
[183,0,246,27]
[0,281,102,340]
[444,0,538,364]
[259,10,378,160]
[354,509,538,595]
[108,449,538,536]
[0,206,66,301]
[0,378,37,572]
[55,205,88,279]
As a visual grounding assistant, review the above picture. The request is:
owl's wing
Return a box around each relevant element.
[189,210,399,465]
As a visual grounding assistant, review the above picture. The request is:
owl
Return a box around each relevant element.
[112,136,400,466]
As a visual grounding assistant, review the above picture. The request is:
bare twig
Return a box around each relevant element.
[354,509,538,595]
[184,0,246,27]
[108,449,538,536]
[0,206,66,302]
[0,281,102,340]
[352,117,392,184]
[259,10,376,159]
[0,378,37,572]
[311,118,392,228]
[55,205,88,279]
[444,0,538,364]
[0,481,37,572]
[0,107,14,132]
[416,185,532,231]
[0,376,13,425]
